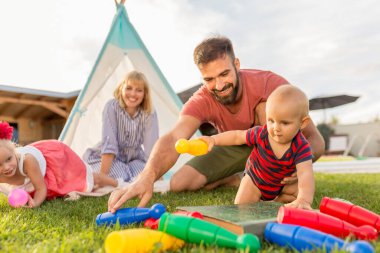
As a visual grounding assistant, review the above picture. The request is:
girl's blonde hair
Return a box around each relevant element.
[0,139,16,153]
[113,71,153,114]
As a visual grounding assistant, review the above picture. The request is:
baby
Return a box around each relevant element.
[200,85,314,209]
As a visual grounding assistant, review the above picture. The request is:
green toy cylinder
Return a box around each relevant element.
[158,212,260,253]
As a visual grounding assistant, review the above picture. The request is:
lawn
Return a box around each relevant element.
[0,173,379,252]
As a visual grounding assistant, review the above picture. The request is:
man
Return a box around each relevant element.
[108,36,325,212]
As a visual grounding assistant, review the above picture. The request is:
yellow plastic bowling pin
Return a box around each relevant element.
[105,228,184,253]
[175,138,208,156]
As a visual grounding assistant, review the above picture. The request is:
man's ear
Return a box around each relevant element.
[234,58,240,70]
[300,115,311,130]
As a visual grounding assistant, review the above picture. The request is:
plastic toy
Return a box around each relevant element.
[158,212,260,253]
[96,203,166,226]
[104,228,184,253]
[144,210,204,230]
[175,138,208,156]
[143,217,158,230]
[8,189,29,207]
[320,197,380,232]
[174,210,204,219]
[265,222,374,253]
[277,206,378,240]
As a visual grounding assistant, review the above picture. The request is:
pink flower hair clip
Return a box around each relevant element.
[0,121,14,140]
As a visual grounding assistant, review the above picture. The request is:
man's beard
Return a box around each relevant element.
[211,70,240,105]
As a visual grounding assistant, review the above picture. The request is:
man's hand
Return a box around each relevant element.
[281,172,298,184]
[108,175,154,213]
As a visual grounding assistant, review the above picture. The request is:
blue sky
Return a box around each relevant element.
[0,0,379,124]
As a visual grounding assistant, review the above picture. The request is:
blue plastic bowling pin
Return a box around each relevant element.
[264,222,374,253]
[96,203,166,226]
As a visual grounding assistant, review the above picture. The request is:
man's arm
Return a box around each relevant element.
[301,119,325,162]
[108,115,201,211]
[254,101,267,127]
[143,115,201,180]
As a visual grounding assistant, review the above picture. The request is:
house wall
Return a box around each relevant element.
[1,116,44,145]
[1,117,66,145]
[0,96,76,145]
[330,122,380,157]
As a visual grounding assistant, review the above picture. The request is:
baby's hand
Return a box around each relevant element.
[285,198,312,210]
[198,136,215,152]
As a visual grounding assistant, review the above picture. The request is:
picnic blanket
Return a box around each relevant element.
[65,179,171,200]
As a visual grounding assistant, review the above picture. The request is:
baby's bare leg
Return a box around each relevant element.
[93,173,118,188]
[275,182,298,203]
[234,175,261,204]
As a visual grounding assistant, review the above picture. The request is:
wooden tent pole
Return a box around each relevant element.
[114,0,126,5]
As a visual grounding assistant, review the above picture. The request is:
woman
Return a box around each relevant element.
[83,71,159,182]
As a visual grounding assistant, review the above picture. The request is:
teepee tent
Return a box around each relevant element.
[59,3,190,176]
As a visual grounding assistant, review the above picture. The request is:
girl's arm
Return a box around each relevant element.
[286,159,314,210]
[199,130,247,151]
[23,155,47,207]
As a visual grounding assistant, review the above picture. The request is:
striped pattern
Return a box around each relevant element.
[83,99,157,182]
[245,125,312,200]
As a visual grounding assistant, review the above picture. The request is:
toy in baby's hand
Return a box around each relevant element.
[175,138,208,156]
[8,189,29,207]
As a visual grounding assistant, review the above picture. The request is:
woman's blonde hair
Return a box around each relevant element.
[113,71,153,114]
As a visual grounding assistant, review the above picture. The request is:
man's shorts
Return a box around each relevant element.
[186,145,253,183]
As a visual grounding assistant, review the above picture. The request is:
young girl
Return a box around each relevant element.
[0,121,120,208]
[83,71,159,182]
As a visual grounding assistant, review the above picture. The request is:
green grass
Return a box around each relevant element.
[0,173,379,252]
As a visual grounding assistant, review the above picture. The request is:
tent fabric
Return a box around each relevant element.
[59,4,192,177]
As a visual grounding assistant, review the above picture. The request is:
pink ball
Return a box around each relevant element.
[8,189,29,207]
